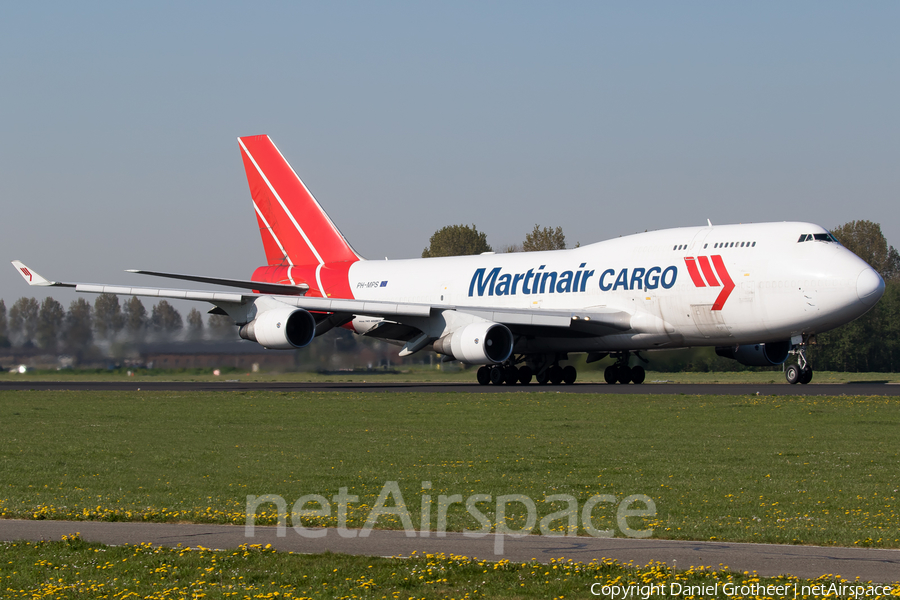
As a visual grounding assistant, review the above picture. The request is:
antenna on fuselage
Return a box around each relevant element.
[707,219,713,227]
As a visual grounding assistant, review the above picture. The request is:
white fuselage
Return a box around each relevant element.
[344,222,883,353]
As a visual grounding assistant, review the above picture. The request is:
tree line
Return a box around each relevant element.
[422,223,572,257]
[0,294,235,356]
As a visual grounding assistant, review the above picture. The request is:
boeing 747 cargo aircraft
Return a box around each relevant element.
[13,135,885,385]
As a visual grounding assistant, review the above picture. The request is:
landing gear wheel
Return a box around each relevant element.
[536,370,550,385]
[549,365,564,385]
[476,366,490,385]
[604,365,617,385]
[489,366,505,385]
[617,364,632,384]
[518,366,533,385]
[503,366,519,385]
[789,337,814,385]
[630,365,646,385]
[785,364,802,385]
[562,365,577,385]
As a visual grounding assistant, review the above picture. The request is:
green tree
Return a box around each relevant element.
[187,307,204,340]
[93,293,124,340]
[123,296,147,338]
[208,313,236,339]
[8,297,39,347]
[0,299,8,347]
[421,224,492,258]
[151,300,183,334]
[831,220,900,281]
[64,298,93,352]
[36,297,65,352]
[523,225,566,252]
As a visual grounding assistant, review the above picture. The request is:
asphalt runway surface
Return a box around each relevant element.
[2,520,898,582]
[2,380,900,395]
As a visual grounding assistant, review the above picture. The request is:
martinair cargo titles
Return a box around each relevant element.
[13,135,886,385]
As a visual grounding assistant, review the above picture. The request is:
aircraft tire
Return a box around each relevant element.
[476,366,490,385]
[604,366,617,384]
[800,368,813,384]
[785,364,802,384]
[489,366,505,385]
[536,369,550,385]
[504,366,519,385]
[549,365,564,385]
[562,365,577,384]
[631,365,646,384]
[518,366,533,385]
[616,364,632,384]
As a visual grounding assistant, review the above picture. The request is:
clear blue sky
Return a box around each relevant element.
[2,2,898,310]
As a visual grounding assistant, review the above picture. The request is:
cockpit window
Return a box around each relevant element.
[798,233,839,243]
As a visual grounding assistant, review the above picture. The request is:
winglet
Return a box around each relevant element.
[10,261,69,287]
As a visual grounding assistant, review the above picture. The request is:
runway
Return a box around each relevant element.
[2,519,898,583]
[1,380,899,395]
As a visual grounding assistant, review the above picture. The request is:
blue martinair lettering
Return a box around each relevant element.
[469,263,678,296]
[467,263,670,297]
[469,267,501,296]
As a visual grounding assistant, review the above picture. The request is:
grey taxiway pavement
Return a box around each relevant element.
[2,520,898,582]
[1,380,899,395]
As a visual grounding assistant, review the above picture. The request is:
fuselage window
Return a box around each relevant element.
[752,241,756,247]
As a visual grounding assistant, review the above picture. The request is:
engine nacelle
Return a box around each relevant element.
[715,341,791,367]
[432,321,513,365]
[239,307,316,349]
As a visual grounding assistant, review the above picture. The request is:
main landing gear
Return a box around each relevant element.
[785,339,813,385]
[476,356,577,386]
[603,352,646,385]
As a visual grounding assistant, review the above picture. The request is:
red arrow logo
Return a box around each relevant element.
[20,267,32,282]
[710,255,734,310]
[683,255,735,310]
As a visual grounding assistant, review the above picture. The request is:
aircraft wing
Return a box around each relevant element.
[12,261,252,304]
[10,261,431,318]
[11,261,632,334]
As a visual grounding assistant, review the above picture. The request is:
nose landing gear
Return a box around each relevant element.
[785,339,813,384]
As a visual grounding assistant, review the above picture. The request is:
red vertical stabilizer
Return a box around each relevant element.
[238,135,361,267]
[239,135,360,298]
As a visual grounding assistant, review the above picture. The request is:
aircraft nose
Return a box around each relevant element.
[857,267,885,306]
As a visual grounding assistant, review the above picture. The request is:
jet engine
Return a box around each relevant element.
[432,321,514,365]
[715,341,791,367]
[239,307,316,349]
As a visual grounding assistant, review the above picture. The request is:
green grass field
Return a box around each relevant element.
[1,389,898,548]
[4,536,894,600]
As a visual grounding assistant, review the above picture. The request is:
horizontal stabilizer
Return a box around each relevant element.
[126,269,309,295]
